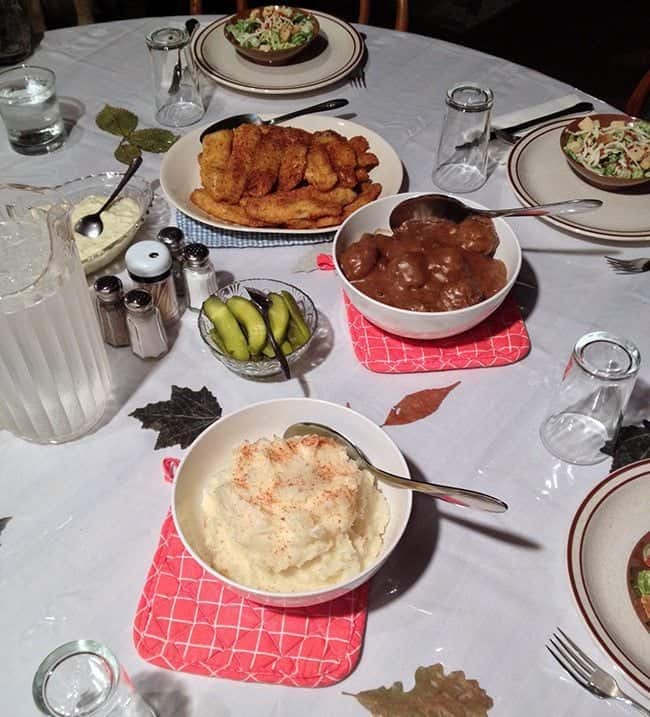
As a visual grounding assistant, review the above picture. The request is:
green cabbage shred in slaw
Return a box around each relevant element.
[563,116,650,179]
[227,6,315,51]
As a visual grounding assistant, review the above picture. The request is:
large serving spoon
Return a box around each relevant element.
[74,156,143,239]
[199,98,349,142]
[389,194,603,230]
[283,422,508,513]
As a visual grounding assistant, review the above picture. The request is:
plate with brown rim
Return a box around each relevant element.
[567,458,650,693]
[508,118,650,242]
[192,10,364,95]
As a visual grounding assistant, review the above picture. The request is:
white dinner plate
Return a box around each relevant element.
[160,114,403,235]
[192,11,364,95]
[508,119,650,242]
[567,458,650,693]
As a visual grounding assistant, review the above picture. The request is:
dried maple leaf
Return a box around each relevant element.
[601,420,650,471]
[129,385,222,450]
[347,663,493,717]
[383,383,460,427]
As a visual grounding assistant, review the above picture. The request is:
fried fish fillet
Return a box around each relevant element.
[241,186,343,224]
[285,215,342,229]
[343,182,382,218]
[263,125,313,146]
[356,151,379,169]
[245,136,282,197]
[190,188,269,227]
[305,144,338,191]
[277,142,309,191]
[217,124,262,204]
[201,129,233,169]
[324,137,358,188]
[348,135,369,155]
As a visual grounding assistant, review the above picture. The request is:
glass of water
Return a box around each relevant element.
[0,65,66,154]
[433,83,494,193]
[33,640,156,717]
[540,331,641,465]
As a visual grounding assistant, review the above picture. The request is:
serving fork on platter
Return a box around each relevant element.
[605,256,650,274]
[546,628,650,715]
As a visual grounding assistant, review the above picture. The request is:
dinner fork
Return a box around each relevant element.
[605,256,650,274]
[349,68,367,89]
[546,628,650,715]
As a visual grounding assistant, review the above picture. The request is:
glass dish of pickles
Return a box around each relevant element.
[198,278,317,378]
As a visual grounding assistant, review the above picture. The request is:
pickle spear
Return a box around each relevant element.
[267,292,290,343]
[281,290,311,349]
[203,297,249,361]
[226,296,267,355]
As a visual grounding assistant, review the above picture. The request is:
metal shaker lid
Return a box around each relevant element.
[124,288,154,312]
[94,275,123,301]
[157,226,185,255]
[125,240,172,282]
[183,242,210,268]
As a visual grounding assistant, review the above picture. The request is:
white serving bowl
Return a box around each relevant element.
[333,192,522,340]
[172,398,412,608]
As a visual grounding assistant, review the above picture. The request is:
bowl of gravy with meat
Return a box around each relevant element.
[333,193,522,339]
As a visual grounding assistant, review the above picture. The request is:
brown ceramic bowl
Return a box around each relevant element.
[224,6,320,66]
[560,113,650,191]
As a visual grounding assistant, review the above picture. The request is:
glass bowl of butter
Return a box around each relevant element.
[59,172,153,274]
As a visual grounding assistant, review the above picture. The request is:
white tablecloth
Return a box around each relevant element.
[2,17,649,717]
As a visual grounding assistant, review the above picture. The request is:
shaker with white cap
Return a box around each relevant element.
[125,240,180,325]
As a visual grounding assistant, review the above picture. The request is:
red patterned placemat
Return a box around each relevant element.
[344,293,530,373]
[133,460,369,687]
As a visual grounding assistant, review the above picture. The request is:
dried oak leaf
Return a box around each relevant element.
[383,382,461,427]
[129,385,222,450]
[601,420,650,471]
[347,663,493,717]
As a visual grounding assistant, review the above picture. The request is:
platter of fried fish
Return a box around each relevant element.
[160,115,403,233]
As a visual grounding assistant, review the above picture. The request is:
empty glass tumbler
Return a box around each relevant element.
[540,331,641,465]
[33,640,156,717]
[433,83,494,193]
[146,26,204,128]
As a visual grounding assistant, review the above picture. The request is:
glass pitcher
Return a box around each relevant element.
[0,197,111,443]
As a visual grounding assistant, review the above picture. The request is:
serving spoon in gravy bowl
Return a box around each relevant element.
[388,194,603,230]
[284,422,508,513]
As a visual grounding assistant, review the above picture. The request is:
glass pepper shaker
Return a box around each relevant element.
[124,289,168,359]
[125,240,180,325]
[93,275,130,347]
[183,242,218,311]
[157,226,186,299]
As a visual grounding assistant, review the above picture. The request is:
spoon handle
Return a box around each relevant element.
[368,465,508,513]
[267,99,349,126]
[96,156,143,215]
[483,198,602,218]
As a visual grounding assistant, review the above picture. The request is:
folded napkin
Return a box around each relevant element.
[490,92,587,164]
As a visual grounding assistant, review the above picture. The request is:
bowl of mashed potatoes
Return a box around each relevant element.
[172,398,412,608]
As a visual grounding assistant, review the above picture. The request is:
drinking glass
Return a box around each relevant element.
[540,331,641,464]
[33,640,156,717]
[0,198,111,444]
[0,0,32,65]
[433,83,494,193]
[146,26,204,128]
[0,65,66,155]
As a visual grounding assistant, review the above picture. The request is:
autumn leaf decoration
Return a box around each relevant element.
[129,385,222,450]
[347,662,493,717]
[383,382,460,427]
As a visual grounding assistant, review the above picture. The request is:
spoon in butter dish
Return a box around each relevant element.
[74,155,143,239]
[283,422,508,513]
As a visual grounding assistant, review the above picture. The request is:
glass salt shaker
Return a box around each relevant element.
[94,275,130,347]
[156,226,186,298]
[125,240,180,325]
[124,289,168,359]
[433,83,494,193]
[183,242,217,311]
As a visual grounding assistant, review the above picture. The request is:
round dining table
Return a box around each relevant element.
[2,15,650,717]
